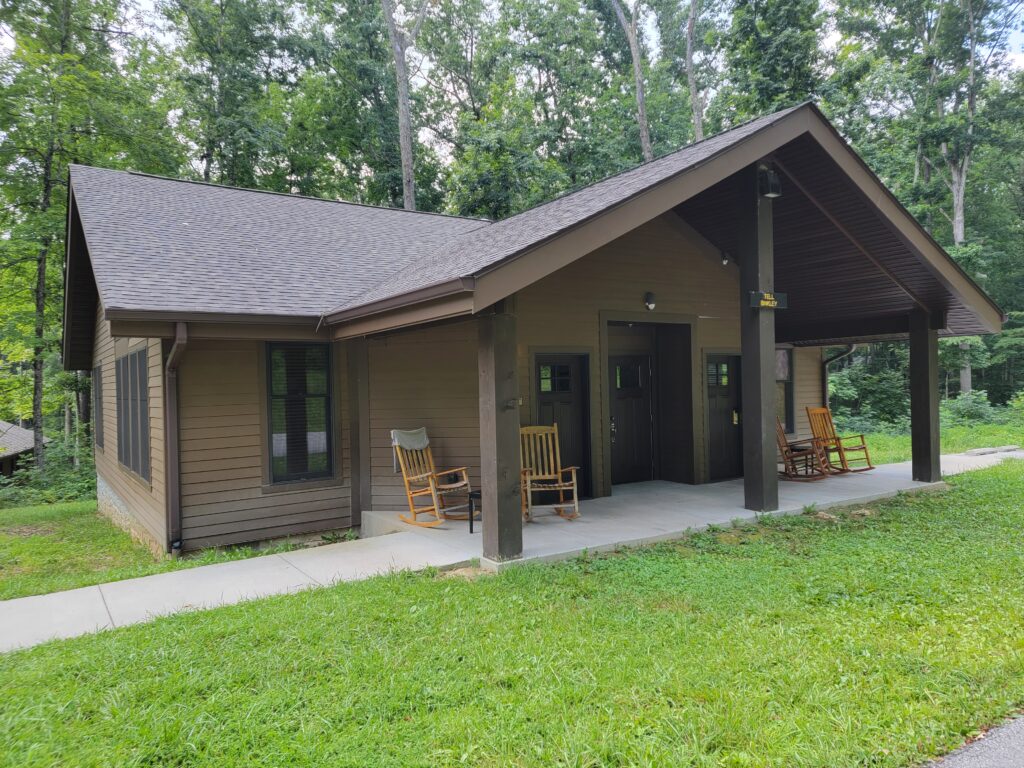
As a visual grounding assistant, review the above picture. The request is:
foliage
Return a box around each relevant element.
[0,440,96,508]
[0,500,305,600]
[861,422,1023,464]
[3,464,1024,765]
[941,388,1001,427]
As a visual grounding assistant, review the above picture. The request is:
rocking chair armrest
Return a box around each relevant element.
[787,437,817,448]
[405,470,435,482]
[436,466,469,475]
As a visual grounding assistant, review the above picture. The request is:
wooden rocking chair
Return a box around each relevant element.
[520,424,580,522]
[391,428,472,527]
[776,418,829,481]
[806,407,875,473]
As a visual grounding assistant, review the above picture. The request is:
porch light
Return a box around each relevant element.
[643,292,656,311]
[759,165,782,198]
[721,251,730,266]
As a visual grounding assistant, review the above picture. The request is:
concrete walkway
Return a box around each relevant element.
[926,717,1024,767]
[1,449,1020,653]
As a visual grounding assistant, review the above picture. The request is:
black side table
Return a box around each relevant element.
[468,490,482,533]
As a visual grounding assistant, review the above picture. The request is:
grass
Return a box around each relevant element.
[3,462,1024,767]
[0,502,302,601]
[864,422,1023,465]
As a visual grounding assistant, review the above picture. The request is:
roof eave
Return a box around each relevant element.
[324,276,476,325]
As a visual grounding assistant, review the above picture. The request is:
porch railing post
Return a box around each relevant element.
[909,307,941,482]
[739,163,779,512]
[478,309,523,564]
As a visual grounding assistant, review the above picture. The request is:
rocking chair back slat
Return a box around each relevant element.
[807,408,839,442]
[520,425,562,480]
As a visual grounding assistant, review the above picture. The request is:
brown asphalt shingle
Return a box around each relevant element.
[0,421,36,457]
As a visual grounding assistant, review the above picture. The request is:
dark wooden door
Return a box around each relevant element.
[536,355,591,496]
[656,324,694,483]
[609,355,654,484]
[707,354,743,481]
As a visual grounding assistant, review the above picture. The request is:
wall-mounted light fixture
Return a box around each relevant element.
[721,251,730,266]
[759,164,782,198]
[643,292,656,311]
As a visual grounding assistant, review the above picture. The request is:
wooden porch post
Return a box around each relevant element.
[346,337,371,523]
[738,164,779,512]
[909,308,941,482]
[478,309,522,564]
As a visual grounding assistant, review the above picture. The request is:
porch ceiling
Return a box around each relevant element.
[676,133,994,346]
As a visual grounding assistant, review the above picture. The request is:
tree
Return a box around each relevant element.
[380,0,430,210]
[0,0,178,466]
[609,0,653,160]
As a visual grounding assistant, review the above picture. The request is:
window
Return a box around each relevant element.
[115,349,149,480]
[615,361,642,390]
[539,363,571,393]
[776,348,794,433]
[92,365,103,449]
[268,343,332,483]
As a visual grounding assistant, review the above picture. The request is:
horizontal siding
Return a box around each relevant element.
[92,304,167,549]
[177,340,351,550]
[793,346,823,440]
[368,322,479,512]
[516,214,740,487]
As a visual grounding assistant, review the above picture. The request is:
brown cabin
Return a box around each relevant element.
[62,103,1003,563]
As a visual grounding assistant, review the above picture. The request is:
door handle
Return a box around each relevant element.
[610,416,617,443]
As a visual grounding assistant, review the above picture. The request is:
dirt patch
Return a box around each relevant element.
[441,566,488,581]
[848,508,875,519]
[0,524,56,538]
[813,511,839,522]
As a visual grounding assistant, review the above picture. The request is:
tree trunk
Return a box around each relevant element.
[610,0,653,162]
[950,160,968,247]
[959,340,972,394]
[33,234,50,470]
[685,0,703,142]
[381,0,418,210]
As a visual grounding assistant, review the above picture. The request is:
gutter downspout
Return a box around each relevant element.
[165,322,187,556]
[822,344,856,409]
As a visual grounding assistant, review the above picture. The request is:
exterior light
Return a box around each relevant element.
[643,292,656,311]
[759,165,782,198]
[721,251,730,266]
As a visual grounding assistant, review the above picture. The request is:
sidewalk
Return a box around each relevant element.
[1,449,1020,653]
[926,717,1024,767]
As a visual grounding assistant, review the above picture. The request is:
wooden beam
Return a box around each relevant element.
[909,308,941,482]
[739,164,779,512]
[346,338,371,524]
[777,311,947,345]
[478,310,522,564]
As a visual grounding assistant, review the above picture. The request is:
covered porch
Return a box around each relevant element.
[363,461,946,567]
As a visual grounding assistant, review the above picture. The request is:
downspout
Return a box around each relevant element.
[822,344,856,409]
[165,322,187,556]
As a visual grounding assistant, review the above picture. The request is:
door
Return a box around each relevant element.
[609,355,654,484]
[536,355,591,496]
[707,354,743,480]
[655,324,694,484]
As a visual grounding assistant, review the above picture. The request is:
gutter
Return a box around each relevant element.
[164,321,187,555]
[822,344,856,408]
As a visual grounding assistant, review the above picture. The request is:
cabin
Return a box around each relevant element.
[62,103,1003,564]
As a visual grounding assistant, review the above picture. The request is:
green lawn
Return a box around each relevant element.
[3,463,1024,767]
[0,502,300,601]
[864,422,1023,465]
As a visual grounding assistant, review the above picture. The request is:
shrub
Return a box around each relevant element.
[941,389,999,428]
[0,440,95,508]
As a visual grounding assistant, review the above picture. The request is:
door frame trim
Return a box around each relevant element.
[528,346,596,498]
[702,347,742,483]
[599,311,700,496]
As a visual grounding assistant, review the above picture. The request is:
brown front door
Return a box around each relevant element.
[609,355,654,484]
[536,355,591,496]
[707,354,743,481]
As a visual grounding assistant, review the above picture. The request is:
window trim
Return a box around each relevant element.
[776,347,795,434]
[92,364,104,450]
[264,341,335,486]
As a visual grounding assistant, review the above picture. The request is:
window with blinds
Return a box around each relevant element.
[267,343,332,483]
[115,348,150,480]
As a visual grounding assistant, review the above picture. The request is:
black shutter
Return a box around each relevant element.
[137,350,150,481]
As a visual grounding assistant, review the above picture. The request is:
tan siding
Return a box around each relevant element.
[368,322,479,511]
[793,347,824,440]
[92,304,167,550]
[177,340,351,549]
[516,214,740,488]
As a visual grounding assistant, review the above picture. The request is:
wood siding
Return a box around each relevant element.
[517,214,739,490]
[92,303,167,549]
[368,322,480,511]
[176,340,351,550]
[793,346,824,440]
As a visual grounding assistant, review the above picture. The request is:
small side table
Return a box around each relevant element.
[468,490,482,533]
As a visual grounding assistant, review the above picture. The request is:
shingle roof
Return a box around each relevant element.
[332,105,804,314]
[70,167,489,318]
[0,421,36,457]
